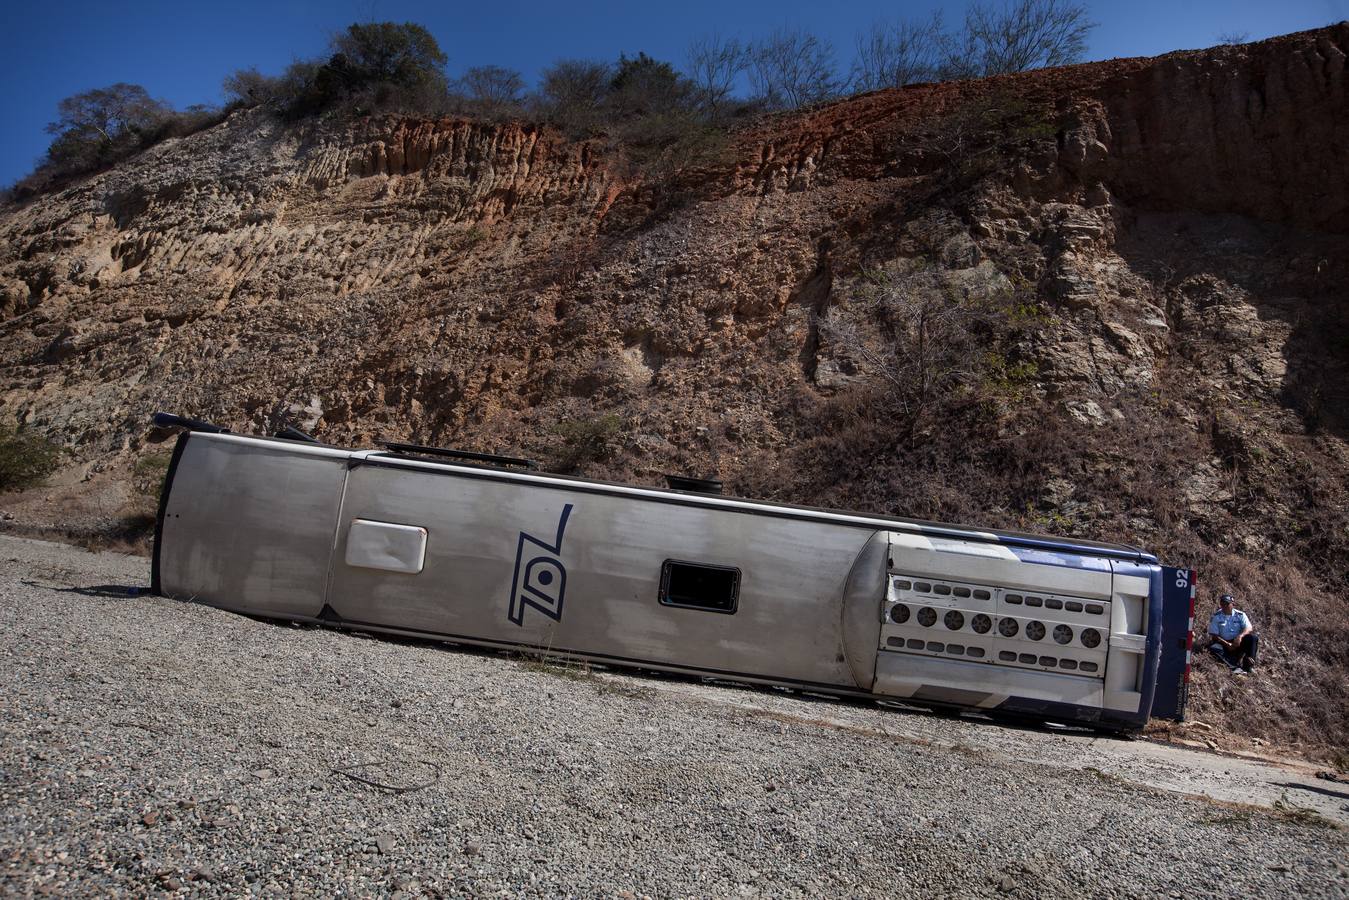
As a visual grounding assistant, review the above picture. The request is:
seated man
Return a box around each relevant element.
[1207,593,1259,675]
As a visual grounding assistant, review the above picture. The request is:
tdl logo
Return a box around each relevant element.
[507,503,574,626]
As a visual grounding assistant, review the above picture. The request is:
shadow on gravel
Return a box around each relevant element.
[925,705,1130,741]
[22,581,150,599]
[227,606,1135,742]
[759,686,1119,741]
[1273,781,1349,801]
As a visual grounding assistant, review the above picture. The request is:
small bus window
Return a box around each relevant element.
[660,560,740,614]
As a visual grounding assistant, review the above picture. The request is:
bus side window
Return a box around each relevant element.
[659,560,740,614]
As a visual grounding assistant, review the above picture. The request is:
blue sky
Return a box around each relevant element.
[1,0,1344,187]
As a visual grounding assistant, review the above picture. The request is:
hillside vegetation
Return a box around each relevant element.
[1,24,1347,761]
[6,4,1096,199]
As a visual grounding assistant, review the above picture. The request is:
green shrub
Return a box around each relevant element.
[283,22,451,119]
[609,53,691,119]
[9,84,230,203]
[335,22,447,90]
[47,83,173,160]
[12,21,456,203]
[551,414,623,472]
[534,51,713,149]
[0,425,62,491]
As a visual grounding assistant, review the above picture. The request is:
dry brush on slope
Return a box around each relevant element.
[1,25,1347,759]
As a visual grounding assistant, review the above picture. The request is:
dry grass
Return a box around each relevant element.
[723,277,1349,759]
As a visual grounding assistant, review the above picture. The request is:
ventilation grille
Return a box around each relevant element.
[880,574,1110,679]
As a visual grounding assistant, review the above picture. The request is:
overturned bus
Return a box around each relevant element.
[150,413,1194,733]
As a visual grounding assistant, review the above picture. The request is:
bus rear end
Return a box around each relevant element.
[1150,567,1196,721]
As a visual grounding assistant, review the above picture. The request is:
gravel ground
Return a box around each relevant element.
[1,535,1346,898]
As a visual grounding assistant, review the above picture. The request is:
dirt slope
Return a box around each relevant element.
[2,26,1347,759]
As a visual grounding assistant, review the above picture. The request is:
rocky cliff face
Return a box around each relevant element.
[2,25,1347,758]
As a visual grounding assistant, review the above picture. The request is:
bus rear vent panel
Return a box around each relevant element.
[879,575,1110,678]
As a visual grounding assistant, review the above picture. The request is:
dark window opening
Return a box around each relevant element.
[660,560,740,614]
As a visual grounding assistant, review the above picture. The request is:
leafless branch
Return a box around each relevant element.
[820,269,1010,429]
[686,34,749,114]
[748,28,840,110]
[852,14,947,91]
[457,65,525,107]
[959,0,1095,75]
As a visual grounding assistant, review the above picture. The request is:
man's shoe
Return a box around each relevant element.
[1233,669,1248,677]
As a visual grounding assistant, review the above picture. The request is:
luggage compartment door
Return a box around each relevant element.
[324,459,880,688]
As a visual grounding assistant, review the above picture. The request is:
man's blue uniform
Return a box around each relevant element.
[1208,608,1252,642]
[1207,598,1259,673]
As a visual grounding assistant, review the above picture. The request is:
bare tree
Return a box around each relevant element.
[223,67,283,107]
[41,83,173,174]
[685,34,749,114]
[852,14,947,91]
[534,59,613,136]
[821,269,1007,428]
[1216,30,1250,46]
[748,28,840,110]
[457,65,525,112]
[957,0,1095,76]
[47,83,171,146]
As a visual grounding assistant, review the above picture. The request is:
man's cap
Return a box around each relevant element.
[1219,594,1235,605]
